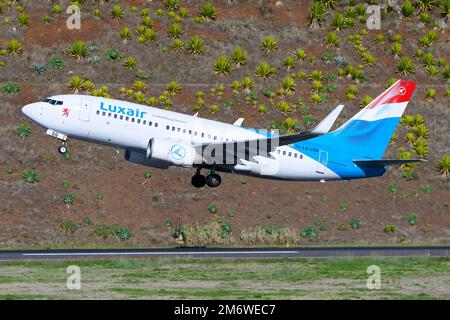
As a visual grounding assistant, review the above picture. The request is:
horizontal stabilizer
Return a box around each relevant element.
[353,159,427,167]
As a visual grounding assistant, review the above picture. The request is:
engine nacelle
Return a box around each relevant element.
[146,138,200,167]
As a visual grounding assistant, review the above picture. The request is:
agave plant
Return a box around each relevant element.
[187,36,205,55]
[437,154,450,176]
[415,0,436,12]
[311,80,323,93]
[7,39,23,55]
[374,33,385,43]
[120,27,132,41]
[278,100,292,115]
[16,124,31,138]
[69,40,87,61]
[32,64,46,74]
[132,80,147,93]
[167,81,181,94]
[427,65,439,77]
[293,48,307,61]
[391,42,402,58]
[282,117,298,133]
[441,0,450,21]
[283,56,296,70]
[199,2,217,20]
[413,140,428,157]
[425,88,437,100]
[255,62,276,80]
[309,70,324,81]
[308,1,326,29]
[213,56,231,76]
[123,56,137,70]
[241,77,254,92]
[69,76,84,93]
[326,32,339,47]
[82,80,94,93]
[442,65,450,81]
[138,29,157,44]
[231,47,247,67]
[331,13,345,31]
[359,95,373,107]
[261,35,278,53]
[164,0,179,11]
[334,55,345,67]
[167,23,183,38]
[172,39,184,51]
[282,77,296,93]
[111,5,124,20]
[18,13,29,27]
[402,0,415,18]
[397,56,415,75]
[413,124,430,139]
[142,16,154,29]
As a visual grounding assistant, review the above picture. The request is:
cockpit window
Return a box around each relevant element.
[42,98,63,105]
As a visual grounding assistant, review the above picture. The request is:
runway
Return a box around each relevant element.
[0,246,449,261]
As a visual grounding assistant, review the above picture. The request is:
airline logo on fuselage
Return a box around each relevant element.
[99,102,147,118]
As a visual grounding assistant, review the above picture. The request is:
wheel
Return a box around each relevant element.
[191,174,206,188]
[206,173,221,188]
[58,145,68,154]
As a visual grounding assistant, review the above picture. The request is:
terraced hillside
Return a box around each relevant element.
[0,0,448,247]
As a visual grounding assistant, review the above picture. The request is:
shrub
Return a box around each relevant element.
[326,31,339,47]
[167,81,181,94]
[32,64,46,74]
[94,224,112,239]
[387,183,399,193]
[221,222,232,238]
[63,192,75,206]
[207,203,218,214]
[60,220,77,233]
[300,227,319,239]
[349,218,361,229]
[339,202,349,213]
[437,155,450,176]
[48,57,65,69]
[384,225,396,233]
[22,169,39,184]
[16,124,31,137]
[407,213,417,225]
[18,13,29,27]
[116,227,132,241]
[105,48,123,60]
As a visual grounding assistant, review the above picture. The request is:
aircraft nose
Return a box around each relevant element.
[21,102,41,120]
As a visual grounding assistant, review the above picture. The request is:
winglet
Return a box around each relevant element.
[233,118,244,126]
[310,104,344,134]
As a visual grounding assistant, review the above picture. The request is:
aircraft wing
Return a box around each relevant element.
[194,105,344,164]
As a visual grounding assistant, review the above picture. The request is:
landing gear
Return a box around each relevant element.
[58,142,68,155]
[191,173,206,188]
[191,167,222,188]
[206,173,221,188]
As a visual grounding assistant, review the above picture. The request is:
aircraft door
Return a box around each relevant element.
[316,150,328,174]
[80,99,90,122]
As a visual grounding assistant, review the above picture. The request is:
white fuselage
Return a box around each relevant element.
[22,94,341,181]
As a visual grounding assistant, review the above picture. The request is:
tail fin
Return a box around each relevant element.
[329,79,417,159]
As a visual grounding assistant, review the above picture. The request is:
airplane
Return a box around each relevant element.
[21,79,426,188]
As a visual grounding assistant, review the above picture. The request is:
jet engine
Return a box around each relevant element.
[146,138,201,167]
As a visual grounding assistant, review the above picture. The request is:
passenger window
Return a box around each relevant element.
[143,120,146,125]
[96,110,100,115]
[120,115,124,120]
[288,152,292,157]
[155,123,158,127]
[214,136,217,140]
[177,128,181,132]
[149,121,152,126]
[283,151,286,155]
[183,129,186,133]
[193,131,196,136]
[102,111,106,116]
[114,114,117,119]
[126,116,129,121]
[166,125,170,130]
[108,113,112,117]
[56,101,63,105]
[201,133,205,138]
[294,153,297,158]
[172,127,175,131]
